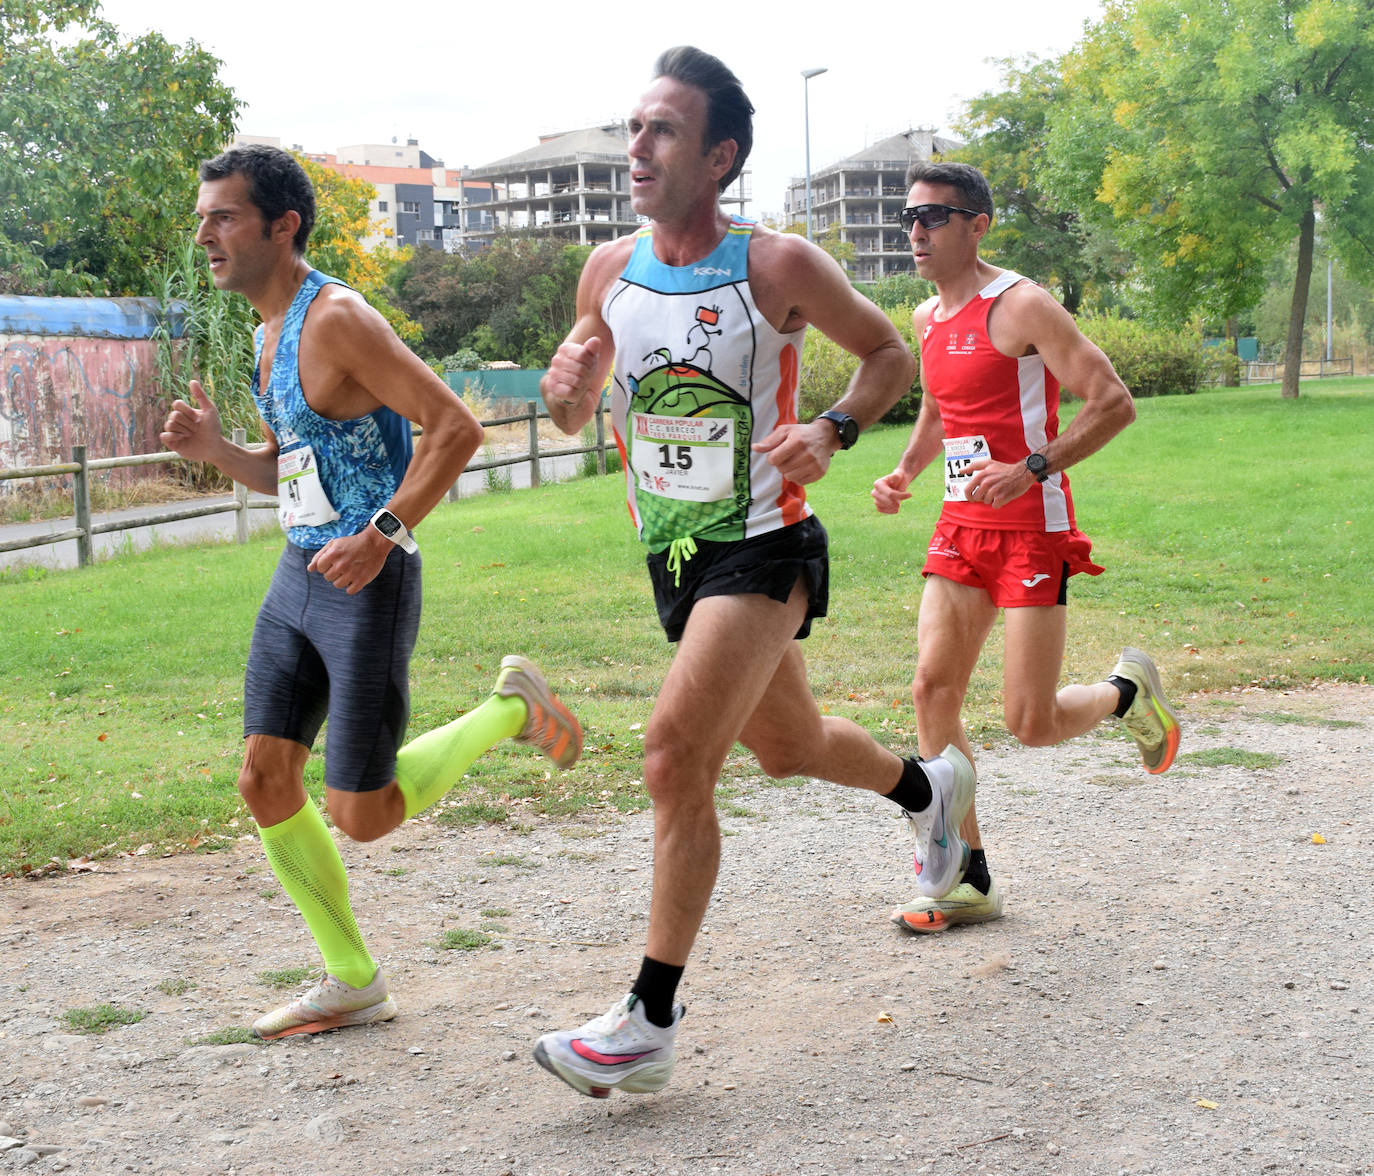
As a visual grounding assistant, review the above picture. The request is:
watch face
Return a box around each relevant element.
[1026,454,1048,474]
[375,512,402,538]
[823,412,858,449]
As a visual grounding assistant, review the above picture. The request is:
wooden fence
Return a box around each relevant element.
[0,400,611,568]
[1241,356,1355,383]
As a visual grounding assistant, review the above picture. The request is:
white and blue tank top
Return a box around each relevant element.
[251,270,412,550]
[602,219,811,553]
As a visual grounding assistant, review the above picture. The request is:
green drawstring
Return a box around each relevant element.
[665,536,698,588]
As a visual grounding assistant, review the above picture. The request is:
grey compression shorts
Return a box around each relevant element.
[646,514,830,643]
[244,541,421,792]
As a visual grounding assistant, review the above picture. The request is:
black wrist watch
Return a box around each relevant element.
[818,410,859,451]
[1025,453,1050,483]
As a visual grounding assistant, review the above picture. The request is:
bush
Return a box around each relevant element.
[1077,314,1206,398]
[440,348,484,372]
[799,305,922,424]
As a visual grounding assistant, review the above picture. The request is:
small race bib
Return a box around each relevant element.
[943,435,991,502]
[277,444,340,529]
[630,412,735,503]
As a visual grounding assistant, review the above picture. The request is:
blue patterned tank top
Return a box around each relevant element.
[251,270,412,550]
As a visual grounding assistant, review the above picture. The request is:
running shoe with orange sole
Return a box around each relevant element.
[1111,647,1181,774]
[252,968,397,1040]
[890,880,1004,933]
[494,655,583,769]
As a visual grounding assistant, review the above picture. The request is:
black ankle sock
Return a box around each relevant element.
[884,756,934,814]
[630,956,684,1028]
[962,849,991,895]
[1109,675,1137,718]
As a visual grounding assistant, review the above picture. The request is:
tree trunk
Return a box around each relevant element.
[1282,203,1316,400]
[1224,317,1240,387]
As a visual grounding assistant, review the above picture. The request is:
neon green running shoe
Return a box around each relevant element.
[890,881,1004,934]
[1111,647,1181,774]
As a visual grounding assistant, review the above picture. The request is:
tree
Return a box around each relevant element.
[1045,0,1374,397]
[0,0,240,295]
[297,157,422,347]
[390,235,591,367]
[954,56,1124,316]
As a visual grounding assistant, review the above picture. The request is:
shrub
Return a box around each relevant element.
[799,304,922,425]
[1077,314,1206,398]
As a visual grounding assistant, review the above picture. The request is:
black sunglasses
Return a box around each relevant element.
[898,203,982,232]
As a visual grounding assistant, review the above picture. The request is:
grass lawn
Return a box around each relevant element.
[2,379,1370,874]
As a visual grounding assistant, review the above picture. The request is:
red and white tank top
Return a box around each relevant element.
[921,270,1074,533]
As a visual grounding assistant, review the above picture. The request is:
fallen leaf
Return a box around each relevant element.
[1312,833,1326,844]
[1195,1099,1219,1110]
[876,1011,895,1024]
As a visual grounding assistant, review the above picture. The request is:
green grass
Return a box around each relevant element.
[2,381,1371,875]
[156,977,197,996]
[61,1004,146,1034]
[190,1027,259,1046]
[257,967,313,990]
[1179,747,1285,771]
[434,928,493,951]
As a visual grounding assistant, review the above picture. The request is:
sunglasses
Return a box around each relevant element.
[898,203,982,232]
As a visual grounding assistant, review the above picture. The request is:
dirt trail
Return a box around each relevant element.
[1,684,1370,1176]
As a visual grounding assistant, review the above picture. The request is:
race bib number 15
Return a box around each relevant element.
[631,413,735,503]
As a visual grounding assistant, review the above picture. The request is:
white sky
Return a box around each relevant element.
[98,1,1106,219]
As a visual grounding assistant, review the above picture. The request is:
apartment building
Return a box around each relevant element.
[454,123,749,250]
[784,129,962,282]
[230,135,492,252]
[231,130,750,255]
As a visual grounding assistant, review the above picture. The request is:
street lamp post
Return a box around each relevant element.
[801,67,828,242]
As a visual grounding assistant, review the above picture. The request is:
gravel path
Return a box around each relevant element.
[2,684,1370,1176]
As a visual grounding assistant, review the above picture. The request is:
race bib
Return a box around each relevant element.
[277,444,340,529]
[943,435,990,502]
[630,413,735,503]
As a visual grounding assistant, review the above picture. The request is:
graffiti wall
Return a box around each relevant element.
[1,296,184,490]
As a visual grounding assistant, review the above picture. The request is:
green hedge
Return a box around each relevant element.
[799,304,922,425]
[1077,314,1207,398]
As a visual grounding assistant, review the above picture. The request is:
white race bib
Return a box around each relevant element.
[943,435,991,502]
[630,413,735,503]
[277,444,340,529]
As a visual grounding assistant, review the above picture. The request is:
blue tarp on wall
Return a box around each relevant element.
[0,295,186,340]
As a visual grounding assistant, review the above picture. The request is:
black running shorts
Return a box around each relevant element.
[646,514,830,643]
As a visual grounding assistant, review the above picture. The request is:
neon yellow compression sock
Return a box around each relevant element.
[394,693,526,819]
[258,801,376,989]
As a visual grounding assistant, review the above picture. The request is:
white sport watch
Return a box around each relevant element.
[369,508,417,554]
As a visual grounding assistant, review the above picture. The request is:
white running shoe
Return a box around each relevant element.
[890,880,1004,933]
[251,968,397,1040]
[533,993,681,1098]
[905,744,976,899]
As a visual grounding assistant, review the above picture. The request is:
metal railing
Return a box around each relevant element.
[0,399,611,568]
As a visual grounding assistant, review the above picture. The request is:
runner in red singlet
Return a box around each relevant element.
[873,161,1182,934]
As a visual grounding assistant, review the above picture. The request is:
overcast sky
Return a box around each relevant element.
[98,1,1106,219]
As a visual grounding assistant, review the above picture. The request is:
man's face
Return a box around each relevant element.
[626,75,729,222]
[904,181,985,281]
[193,172,281,293]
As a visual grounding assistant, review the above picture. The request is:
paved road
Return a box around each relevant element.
[0,452,587,572]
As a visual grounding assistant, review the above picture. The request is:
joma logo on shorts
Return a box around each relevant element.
[693,266,731,276]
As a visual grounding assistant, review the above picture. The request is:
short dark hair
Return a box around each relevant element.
[653,46,754,193]
[904,161,994,222]
[199,144,316,254]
